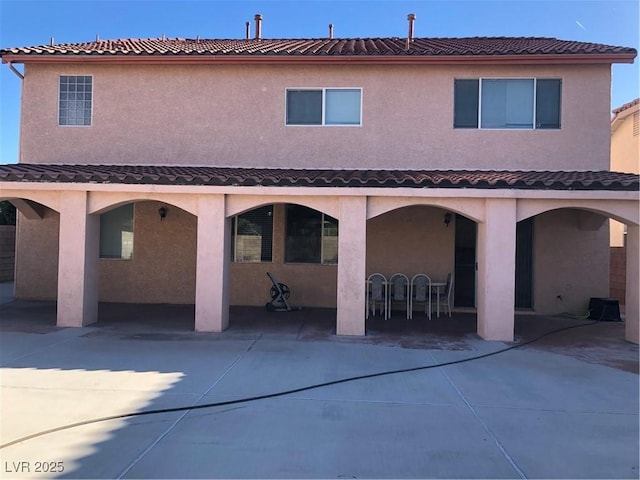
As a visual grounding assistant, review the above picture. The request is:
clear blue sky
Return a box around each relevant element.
[1,0,638,164]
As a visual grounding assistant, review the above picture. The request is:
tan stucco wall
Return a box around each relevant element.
[15,201,199,303]
[20,63,611,171]
[534,209,609,314]
[610,108,639,246]
[366,205,455,283]
[15,209,59,300]
[229,204,338,308]
[611,110,640,174]
[99,201,197,304]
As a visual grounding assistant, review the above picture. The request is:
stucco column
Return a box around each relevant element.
[625,225,639,344]
[195,195,230,332]
[336,196,367,336]
[476,198,517,341]
[57,191,99,327]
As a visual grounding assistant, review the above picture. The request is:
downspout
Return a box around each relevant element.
[6,61,24,80]
[4,61,25,164]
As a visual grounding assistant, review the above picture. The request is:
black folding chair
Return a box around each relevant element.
[265,272,293,312]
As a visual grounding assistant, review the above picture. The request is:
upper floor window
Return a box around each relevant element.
[59,75,92,126]
[454,78,561,130]
[286,88,362,126]
[231,205,274,263]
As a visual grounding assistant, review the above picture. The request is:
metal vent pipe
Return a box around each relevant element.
[254,14,262,39]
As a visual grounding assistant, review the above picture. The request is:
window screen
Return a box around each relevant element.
[535,79,562,129]
[285,205,339,264]
[231,205,273,262]
[454,79,479,128]
[286,90,322,125]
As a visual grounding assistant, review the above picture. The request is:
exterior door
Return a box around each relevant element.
[515,218,534,309]
[454,214,477,308]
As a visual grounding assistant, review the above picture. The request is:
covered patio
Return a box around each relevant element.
[1,164,638,343]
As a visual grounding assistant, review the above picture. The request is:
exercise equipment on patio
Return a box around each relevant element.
[265,272,298,312]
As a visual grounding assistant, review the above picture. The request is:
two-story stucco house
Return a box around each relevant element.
[1,16,639,343]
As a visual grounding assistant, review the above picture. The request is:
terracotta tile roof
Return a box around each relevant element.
[0,165,637,191]
[1,36,636,59]
[612,97,640,115]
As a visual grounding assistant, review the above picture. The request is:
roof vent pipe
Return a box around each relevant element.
[329,24,334,39]
[50,37,54,46]
[407,13,416,41]
[245,22,250,39]
[254,14,262,39]
[405,13,416,50]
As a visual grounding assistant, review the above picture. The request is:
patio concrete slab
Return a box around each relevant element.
[429,348,639,414]
[125,398,520,479]
[0,302,638,479]
[473,406,639,479]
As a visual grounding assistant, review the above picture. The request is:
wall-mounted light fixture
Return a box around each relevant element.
[443,212,452,227]
[158,206,167,221]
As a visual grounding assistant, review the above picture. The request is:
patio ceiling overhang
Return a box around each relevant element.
[0,164,638,191]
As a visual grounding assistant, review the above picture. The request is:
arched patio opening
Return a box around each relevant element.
[0,197,59,301]
[97,200,197,306]
[365,204,478,335]
[516,205,639,343]
[228,202,338,311]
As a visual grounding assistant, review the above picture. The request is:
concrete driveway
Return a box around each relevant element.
[0,300,638,479]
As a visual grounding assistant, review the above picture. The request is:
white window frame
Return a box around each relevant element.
[285,87,363,127]
[58,74,93,127]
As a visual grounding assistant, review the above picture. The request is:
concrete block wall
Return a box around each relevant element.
[0,225,16,282]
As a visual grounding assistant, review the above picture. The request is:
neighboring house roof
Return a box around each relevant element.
[0,164,637,191]
[613,97,640,116]
[611,97,640,133]
[1,37,636,65]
